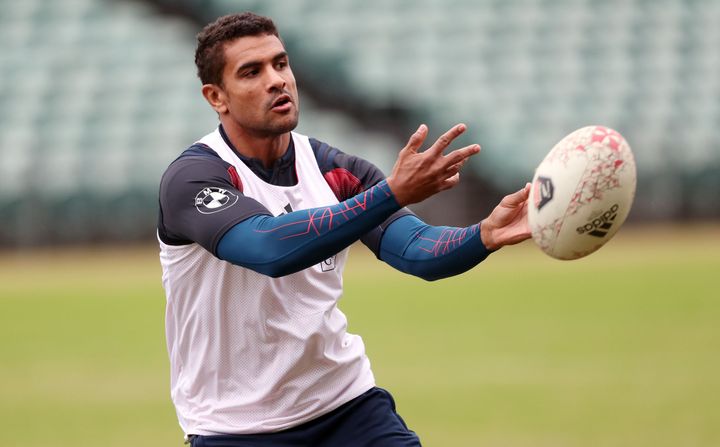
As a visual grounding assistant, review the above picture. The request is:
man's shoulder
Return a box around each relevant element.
[297,134,386,200]
[302,135,355,174]
[173,143,225,164]
[297,134,333,167]
[162,143,229,176]
[159,143,241,196]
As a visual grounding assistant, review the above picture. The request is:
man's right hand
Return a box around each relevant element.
[386,124,481,207]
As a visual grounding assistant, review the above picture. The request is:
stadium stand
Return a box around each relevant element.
[240,0,720,221]
[0,0,718,245]
[0,0,400,245]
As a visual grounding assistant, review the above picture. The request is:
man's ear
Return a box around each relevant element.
[202,84,228,115]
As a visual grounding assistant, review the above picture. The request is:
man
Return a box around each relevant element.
[158,12,531,447]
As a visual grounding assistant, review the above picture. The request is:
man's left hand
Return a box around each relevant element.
[480,183,532,251]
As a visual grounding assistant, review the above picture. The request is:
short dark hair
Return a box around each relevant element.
[195,12,280,86]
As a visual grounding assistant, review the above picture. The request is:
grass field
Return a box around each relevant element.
[1,224,719,446]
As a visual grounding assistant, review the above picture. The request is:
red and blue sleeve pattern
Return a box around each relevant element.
[216,180,401,277]
[378,215,493,281]
[309,138,493,279]
[309,138,491,280]
[310,137,415,256]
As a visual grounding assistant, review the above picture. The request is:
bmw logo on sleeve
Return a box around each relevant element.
[195,187,239,214]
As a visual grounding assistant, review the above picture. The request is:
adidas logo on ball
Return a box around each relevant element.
[576,204,619,238]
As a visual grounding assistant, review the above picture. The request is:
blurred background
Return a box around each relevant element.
[1,0,719,446]
[1,0,719,245]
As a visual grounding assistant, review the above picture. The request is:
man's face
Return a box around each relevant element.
[216,34,299,136]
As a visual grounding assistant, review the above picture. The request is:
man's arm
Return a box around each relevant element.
[216,180,400,277]
[375,184,531,281]
[160,151,402,277]
[163,124,480,277]
[377,215,490,281]
[217,124,480,276]
[311,127,531,281]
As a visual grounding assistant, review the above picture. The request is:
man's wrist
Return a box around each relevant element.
[385,176,407,207]
[480,219,498,251]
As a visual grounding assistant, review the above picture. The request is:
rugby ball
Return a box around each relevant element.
[528,125,637,260]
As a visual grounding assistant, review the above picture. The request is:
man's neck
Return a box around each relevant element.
[220,122,290,169]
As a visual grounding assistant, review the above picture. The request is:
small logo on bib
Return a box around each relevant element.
[320,256,336,272]
[195,187,239,214]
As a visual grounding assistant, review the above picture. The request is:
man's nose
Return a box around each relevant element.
[266,68,286,91]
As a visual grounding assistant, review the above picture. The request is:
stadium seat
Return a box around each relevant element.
[1,0,719,245]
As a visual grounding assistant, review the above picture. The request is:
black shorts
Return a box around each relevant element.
[188,387,422,447]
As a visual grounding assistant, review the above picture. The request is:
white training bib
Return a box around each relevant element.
[158,129,375,436]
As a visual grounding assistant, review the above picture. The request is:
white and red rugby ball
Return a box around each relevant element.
[528,125,637,260]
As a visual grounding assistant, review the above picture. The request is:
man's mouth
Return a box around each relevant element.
[271,94,292,111]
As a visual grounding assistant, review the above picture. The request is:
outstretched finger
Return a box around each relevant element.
[500,183,532,207]
[402,124,428,154]
[443,143,481,168]
[439,172,461,190]
[445,158,466,173]
[427,123,468,155]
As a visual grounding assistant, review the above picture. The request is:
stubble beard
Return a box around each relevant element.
[256,108,299,137]
[263,89,300,136]
[271,111,299,134]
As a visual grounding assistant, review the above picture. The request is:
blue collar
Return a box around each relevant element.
[218,124,297,186]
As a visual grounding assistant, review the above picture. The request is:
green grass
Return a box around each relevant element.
[1,224,719,446]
